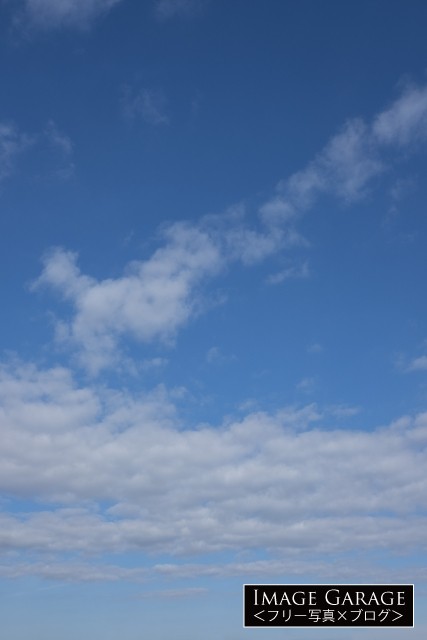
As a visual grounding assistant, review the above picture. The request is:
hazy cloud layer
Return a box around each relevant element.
[2,556,426,585]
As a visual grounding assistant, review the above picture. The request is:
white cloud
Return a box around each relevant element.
[0,360,426,563]
[17,0,123,31]
[33,224,224,372]
[40,120,75,179]
[33,207,304,372]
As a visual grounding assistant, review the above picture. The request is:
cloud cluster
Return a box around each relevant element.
[34,212,300,372]
[0,360,426,564]
[31,82,427,373]
[33,223,224,372]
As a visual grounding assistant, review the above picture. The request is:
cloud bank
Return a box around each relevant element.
[0,361,426,564]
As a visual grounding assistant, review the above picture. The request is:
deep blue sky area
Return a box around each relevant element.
[1,1,427,638]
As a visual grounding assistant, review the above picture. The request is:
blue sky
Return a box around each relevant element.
[1,1,427,638]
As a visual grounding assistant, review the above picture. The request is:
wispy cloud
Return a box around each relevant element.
[154,0,207,21]
[0,561,146,583]
[44,120,73,156]
[122,86,170,126]
[0,119,73,183]
[261,81,427,218]
[288,119,383,206]
[406,355,427,372]
[326,404,361,419]
[0,122,34,182]
[296,376,316,393]
[397,341,427,373]
[373,83,427,147]
[267,261,309,285]
[205,346,235,365]
[307,342,324,354]
[262,118,384,216]
[15,0,123,31]
[141,357,169,371]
